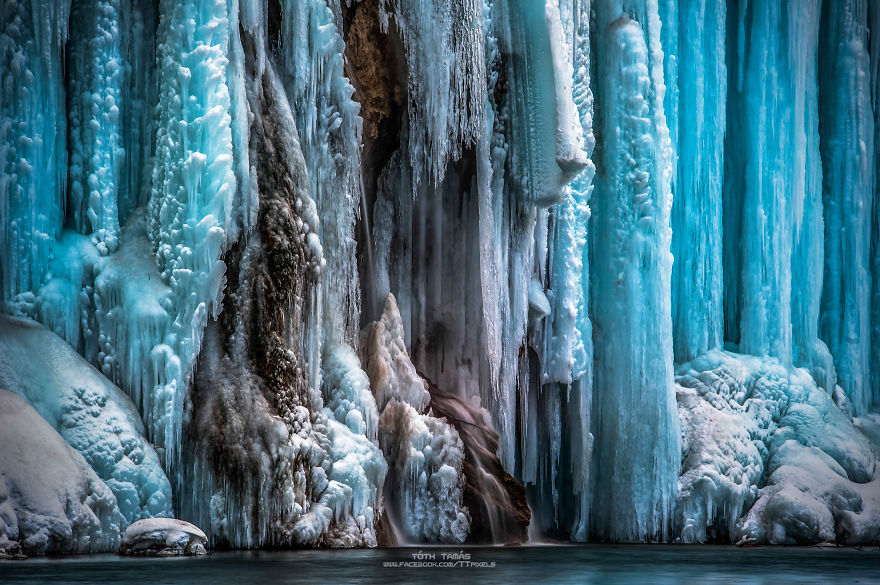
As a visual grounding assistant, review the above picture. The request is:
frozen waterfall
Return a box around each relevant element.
[1,0,880,554]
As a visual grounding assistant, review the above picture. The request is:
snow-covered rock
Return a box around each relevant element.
[676,350,880,544]
[0,389,125,555]
[119,518,207,556]
[0,315,173,523]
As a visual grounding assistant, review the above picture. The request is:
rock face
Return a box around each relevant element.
[0,389,124,556]
[426,379,531,544]
[120,518,207,556]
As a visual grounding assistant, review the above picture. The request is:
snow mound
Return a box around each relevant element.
[120,518,207,556]
[0,315,173,523]
[676,350,880,544]
[0,389,124,555]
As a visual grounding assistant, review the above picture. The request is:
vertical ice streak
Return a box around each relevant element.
[870,0,880,407]
[724,0,824,369]
[726,1,792,363]
[118,0,158,223]
[590,2,679,542]
[67,0,124,254]
[0,0,70,302]
[819,0,875,414]
[535,0,595,541]
[788,1,827,381]
[669,0,725,363]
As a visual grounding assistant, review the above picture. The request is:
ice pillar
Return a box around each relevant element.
[590,3,679,542]
[668,0,726,363]
[819,0,875,414]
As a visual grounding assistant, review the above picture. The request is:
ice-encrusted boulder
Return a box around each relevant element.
[0,315,173,523]
[0,389,124,555]
[120,518,207,556]
[676,350,880,544]
[360,294,470,544]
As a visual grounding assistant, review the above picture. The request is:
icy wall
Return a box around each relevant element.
[1,0,880,553]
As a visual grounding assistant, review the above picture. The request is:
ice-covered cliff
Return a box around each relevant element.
[1,0,880,553]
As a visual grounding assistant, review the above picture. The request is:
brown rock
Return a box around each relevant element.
[424,377,531,544]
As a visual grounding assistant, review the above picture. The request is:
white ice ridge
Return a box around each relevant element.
[360,295,470,544]
[280,0,363,345]
[148,0,240,464]
[0,389,124,555]
[0,315,173,524]
[676,350,880,544]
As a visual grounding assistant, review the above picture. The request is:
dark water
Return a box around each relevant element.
[1,545,878,585]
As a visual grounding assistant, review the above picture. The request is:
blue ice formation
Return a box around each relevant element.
[1,0,880,554]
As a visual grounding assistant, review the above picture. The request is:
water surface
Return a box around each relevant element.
[1,545,878,584]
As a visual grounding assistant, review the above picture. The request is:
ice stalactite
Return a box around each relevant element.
[666,0,725,363]
[280,0,363,345]
[67,0,124,254]
[819,0,876,415]
[369,0,511,465]
[0,0,70,302]
[377,0,486,189]
[589,1,679,542]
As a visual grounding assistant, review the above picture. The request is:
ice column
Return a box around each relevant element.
[589,3,679,542]
[147,0,237,459]
[819,0,875,414]
[667,0,726,363]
